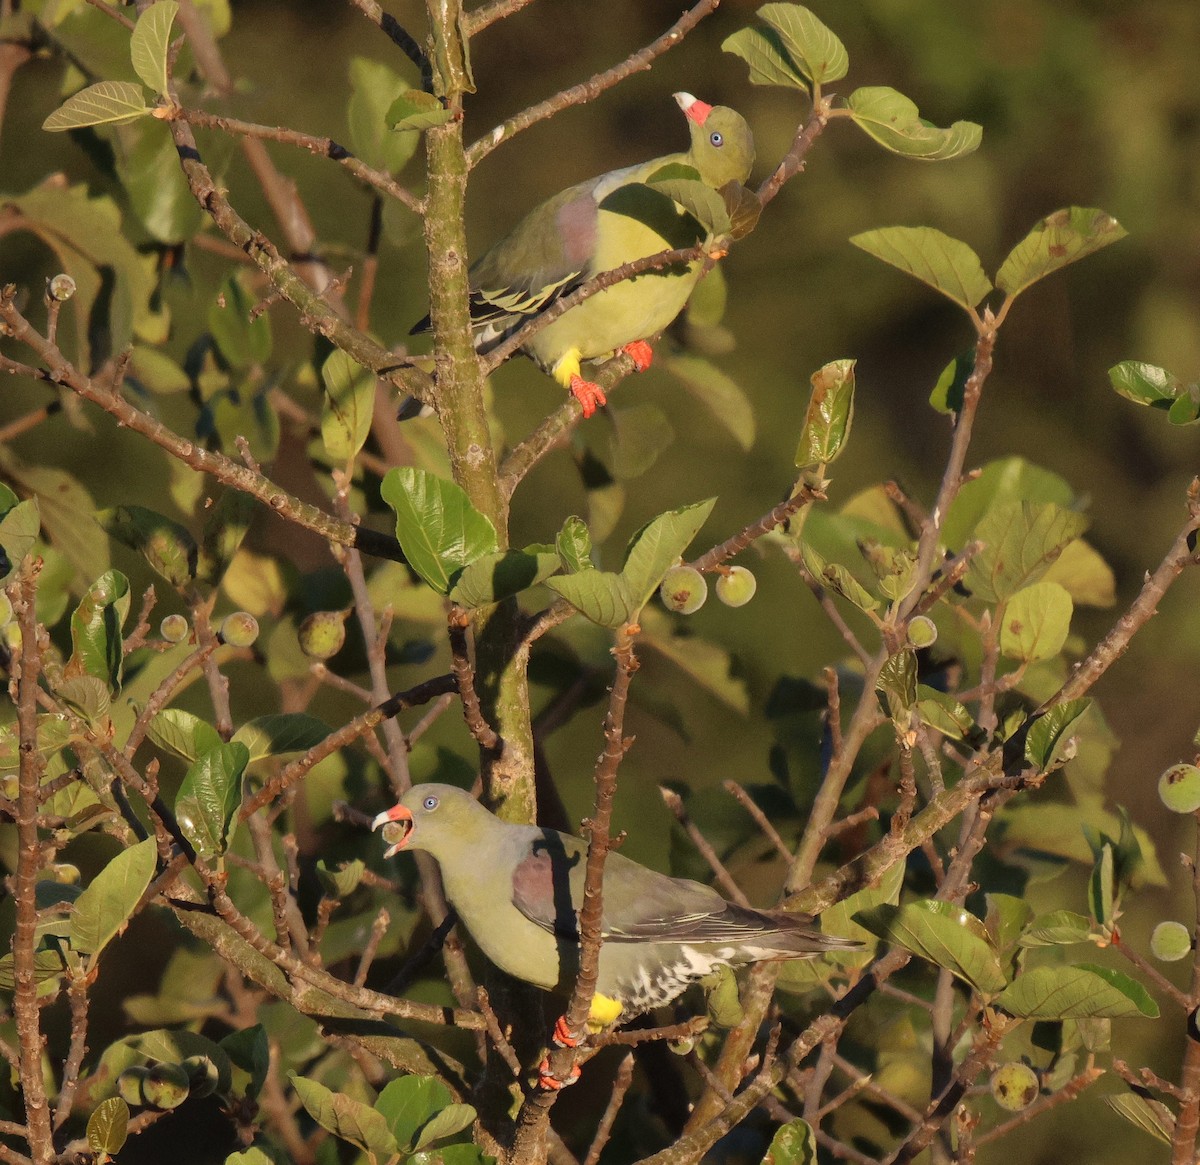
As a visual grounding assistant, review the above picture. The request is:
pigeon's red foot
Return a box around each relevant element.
[537,1057,581,1090]
[552,1015,579,1048]
[569,375,607,418]
[622,340,654,372]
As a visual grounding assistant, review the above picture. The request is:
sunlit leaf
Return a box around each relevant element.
[622,498,716,609]
[967,502,1088,604]
[721,25,808,90]
[758,3,847,83]
[348,57,421,172]
[999,581,1073,663]
[448,544,561,608]
[43,81,150,131]
[847,87,982,161]
[292,1073,398,1158]
[71,838,157,957]
[1024,698,1092,773]
[176,743,249,858]
[232,714,330,761]
[320,349,375,463]
[86,1097,130,1156]
[130,0,179,96]
[996,207,1127,300]
[387,90,452,133]
[1105,1092,1175,1145]
[795,359,855,467]
[850,226,991,312]
[758,1117,816,1164]
[996,964,1158,1018]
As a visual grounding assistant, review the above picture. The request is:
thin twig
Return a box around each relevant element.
[724,780,793,863]
[659,786,751,907]
[583,1052,635,1165]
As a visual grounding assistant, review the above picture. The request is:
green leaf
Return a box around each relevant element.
[847,87,982,161]
[97,504,197,589]
[795,359,855,467]
[386,90,452,133]
[0,949,65,991]
[1024,698,1092,772]
[758,1117,816,1164]
[996,207,1127,300]
[43,81,150,131]
[148,708,223,763]
[1042,539,1115,608]
[622,498,716,610]
[607,402,675,481]
[876,648,918,721]
[209,273,272,368]
[348,58,421,172]
[375,1075,454,1151]
[759,3,847,84]
[87,1097,130,1156]
[556,516,592,573]
[68,570,131,690]
[663,355,756,452]
[221,1024,269,1101]
[544,570,635,628]
[320,349,375,463]
[647,166,731,235]
[816,860,905,948]
[1104,1092,1175,1146]
[412,1102,477,1150]
[1019,910,1092,947]
[127,1029,233,1093]
[58,676,111,722]
[381,467,498,595]
[967,501,1089,604]
[985,893,1034,953]
[316,859,366,899]
[71,838,156,957]
[850,226,991,312]
[1167,393,1200,425]
[999,581,1073,663]
[292,1074,398,1158]
[1110,361,1181,407]
[118,119,206,244]
[853,900,1008,993]
[0,499,40,583]
[448,545,561,608]
[130,346,191,394]
[232,714,330,762]
[996,964,1158,1019]
[225,1151,273,1165]
[799,542,878,612]
[1089,843,1115,928]
[176,742,249,859]
[130,0,178,96]
[198,489,260,587]
[722,24,808,90]
[929,351,974,415]
[916,685,975,741]
[638,607,750,713]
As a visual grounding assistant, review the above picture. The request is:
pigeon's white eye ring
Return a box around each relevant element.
[709,131,723,147]
[423,795,439,811]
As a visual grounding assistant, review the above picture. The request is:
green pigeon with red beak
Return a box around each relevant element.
[415,92,755,417]
[372,784,854,1037]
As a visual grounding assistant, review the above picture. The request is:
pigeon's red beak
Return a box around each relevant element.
[674,91,714,126]
[372,803,414,857]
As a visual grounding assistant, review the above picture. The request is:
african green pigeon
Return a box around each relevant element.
[415,93,755,417]
[372,784,852,1033]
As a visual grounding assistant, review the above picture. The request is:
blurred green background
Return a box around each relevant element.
[2,1,1199,1160]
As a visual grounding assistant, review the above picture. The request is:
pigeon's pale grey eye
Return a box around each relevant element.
[709,131,723,147]
[423,795,439,811]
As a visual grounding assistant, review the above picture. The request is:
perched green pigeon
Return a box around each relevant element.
[373,784,852,1037]
[415,92,755,417]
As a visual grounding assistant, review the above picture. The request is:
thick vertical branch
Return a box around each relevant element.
[11,570,54,1165]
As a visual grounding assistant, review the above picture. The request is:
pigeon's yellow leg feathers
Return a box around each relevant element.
[587,993,624,1031]
[551,347,583,388]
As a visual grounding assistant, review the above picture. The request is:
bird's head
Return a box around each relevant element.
[372,783,490,860]
[674,92,755,189]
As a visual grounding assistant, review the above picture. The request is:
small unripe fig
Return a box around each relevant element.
[667,1036,695,1056]
[50,863,80,885]
[298,609,349,661]
[715,565,757,608]
[48,273,77,301]
[659,566,707,614]
[181,1054,220,1098]
[142,1062,190,1110]
[1,773,18,801]
[219,611,259,648]
[116,1066,150,1107]
[1150,920,1193,962]
[1159,764,1200,814]
[907,615,938,648]
[989,1061,1039,1112]
[160,614,189,643]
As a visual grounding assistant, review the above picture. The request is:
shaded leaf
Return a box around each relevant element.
[221,1024,269,1101]
[999,581,1073,663]
[1104,1092,1175,1146]
[876,648,917,719]
[97,504,197,589]
[1024,698,1092,773]
[376,1075,453,1151]
[556,516,592,573]
[381,467,498,595]
[130,0,178,96]
[176,742,249,858]
[232,714,331,762]
[850,226,991,311]
[1019,910,1092,947]
[448,544,561,608]
[917,685,975,741]
[722,25,808,90]
[348,58,421,172]
[0,499,40,583]
[67,570,131,690]
[209,273,272,368]
[647,167,731,235]
[387,90,452,133]
[43,81,149,131]
[292,1074,397,1158]
[412,1102,477,1151]
[663,355,756,451]
[854,900,1008,993]
[544,569,634,628]
[607,402,675,480]
[71,838,156,957]
[799,541,879,612]
[759,1116,816,1164]
[639,607,750,714]
[996,963,1158,1018]
[622,498,716,609]
[996,207,1127,300]
[847,87,982,160]
[929,351,974,416]
[320,349,375,463]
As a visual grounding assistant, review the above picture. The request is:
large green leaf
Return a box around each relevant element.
[996,207,1127,300]
[850,226,991,312]
[71,838,157,957]
[1018,910,1092,947]
[647,165,731,235]
[347,58,422,172]
[232,714,331,762]
[999,581,1073,663]
[638,607,750,713]
[97,505,197,590]
[148,708,223,762]
[996,964,1158,1019]
[375,1075,453,1151]
[544,569,635,628]
[43,81,150,130]
[129,0,178,95]
[854,900,1008,993]
[381,467,498,595]
[293,1074,398,1159]
[176,743,249,859]
[209,272,272,368]
[0,499,40,584]
[117,117,206,244]
[412,1102,477,1151]
[758,3,847,84]
[320,349,375,463]
[966,502,1088,603]
[847,87,982,161]
[622,498,716,609]
[68,570,131,690]
[1104,1092,1175,1146]
[722,24,809,90]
